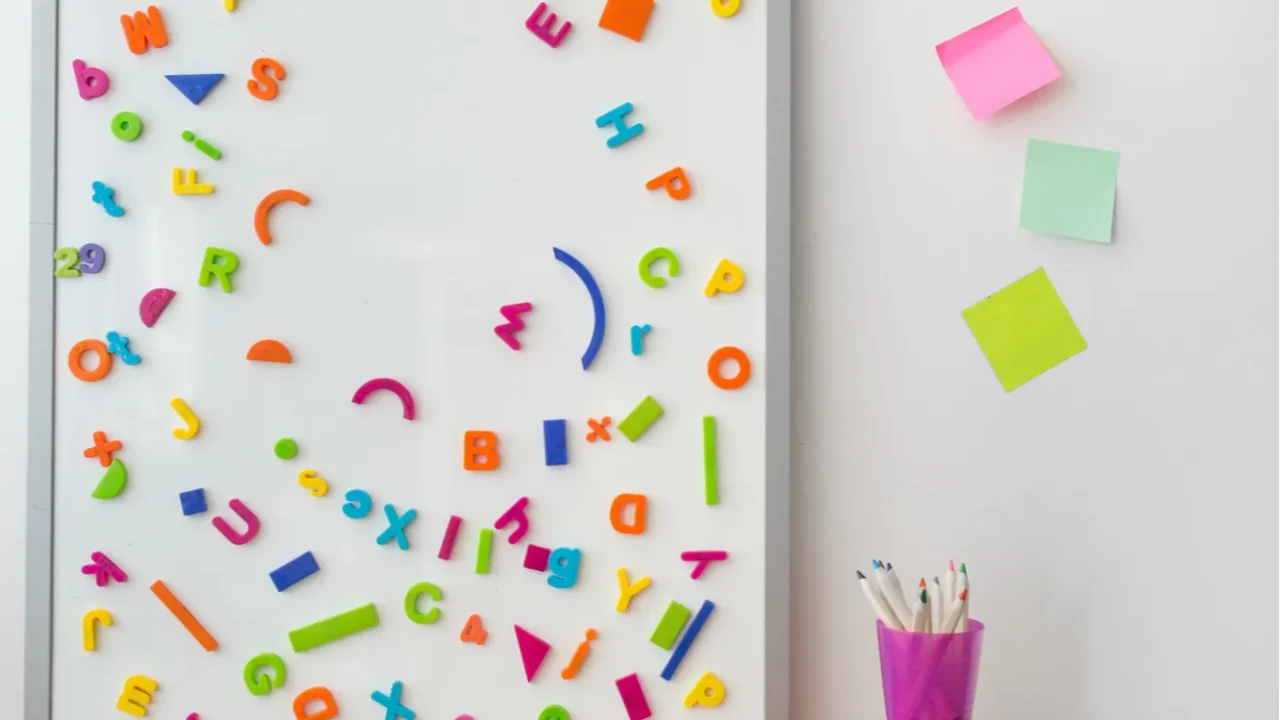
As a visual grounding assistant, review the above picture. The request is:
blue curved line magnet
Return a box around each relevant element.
[553,247,606,371]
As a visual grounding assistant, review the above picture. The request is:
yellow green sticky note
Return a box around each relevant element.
[962,268,1086,392]
[1019,139,1120,243]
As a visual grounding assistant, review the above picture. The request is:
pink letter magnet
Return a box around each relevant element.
[935,7,1061,120]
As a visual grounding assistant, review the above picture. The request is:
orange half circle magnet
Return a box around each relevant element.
[247,339,292,363]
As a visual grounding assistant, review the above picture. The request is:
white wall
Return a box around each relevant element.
[0,0,32,712]
[792,2,1278,719]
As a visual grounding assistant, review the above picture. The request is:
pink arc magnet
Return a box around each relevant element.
[351,378,416,420]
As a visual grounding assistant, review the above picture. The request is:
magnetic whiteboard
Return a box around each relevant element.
[29,1,790,719]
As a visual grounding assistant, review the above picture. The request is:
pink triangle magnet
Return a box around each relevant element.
[514,625,551,683]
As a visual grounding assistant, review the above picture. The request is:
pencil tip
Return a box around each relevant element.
[872,559,880,568]
[856,570,866,579]
[948,559,955,571]
[920,588,928,602]
[885,561,894,570]
[958,589,968,601]
[960,563,967,574]
[934,576,941,583]
[918,577,926,587]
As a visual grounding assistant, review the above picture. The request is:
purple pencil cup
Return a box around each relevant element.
[877,619,984,720]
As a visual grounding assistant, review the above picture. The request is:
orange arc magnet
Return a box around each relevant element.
[254,189,310,245]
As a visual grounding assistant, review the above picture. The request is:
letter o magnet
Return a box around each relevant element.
[707,346,750,390]
[69,339,113,382]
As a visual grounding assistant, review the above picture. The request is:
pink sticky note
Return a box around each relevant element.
[935,7,1061,120]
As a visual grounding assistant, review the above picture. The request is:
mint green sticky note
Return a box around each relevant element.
[962,268,1087,392]
[1019,139,1120,243]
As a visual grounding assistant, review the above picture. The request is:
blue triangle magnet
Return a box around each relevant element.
[165,74,225,105]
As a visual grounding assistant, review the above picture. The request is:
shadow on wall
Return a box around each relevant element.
[974,567,1089,719]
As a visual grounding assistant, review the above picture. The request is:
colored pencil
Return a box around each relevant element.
[939,589,968,634]
[856,570,903,630]
[884,561,911,622]
[930,577,943,632]
[910,588,929,633]
[874,561,912,628]
[918,581,932,633]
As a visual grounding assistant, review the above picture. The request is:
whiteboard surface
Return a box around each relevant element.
[791,1,1278,719]
[48,1,786,719]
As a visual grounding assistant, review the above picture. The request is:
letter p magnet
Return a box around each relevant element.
[684,672,726,708]
[704,258,744,297]
[73,59,110,100]
[646,167,691,201]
